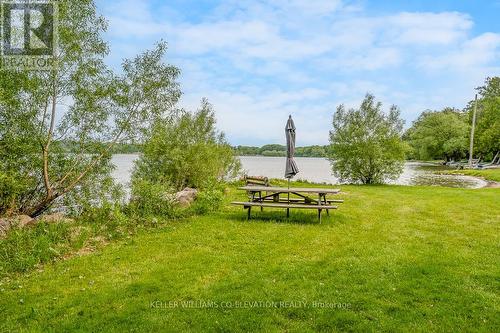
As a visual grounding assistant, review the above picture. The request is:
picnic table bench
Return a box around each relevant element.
[231,186,343,223]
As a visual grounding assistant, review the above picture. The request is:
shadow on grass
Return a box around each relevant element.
[224,208,341,225]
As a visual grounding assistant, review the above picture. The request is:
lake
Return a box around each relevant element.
[111,154,487,189]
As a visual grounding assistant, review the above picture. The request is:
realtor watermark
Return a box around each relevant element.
[1,0,58,70]
[150,300,352,310]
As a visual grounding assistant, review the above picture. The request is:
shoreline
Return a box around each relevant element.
[436,169,500,189]
[485,181,500,188]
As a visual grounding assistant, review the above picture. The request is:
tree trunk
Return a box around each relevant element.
[24,194,58,218]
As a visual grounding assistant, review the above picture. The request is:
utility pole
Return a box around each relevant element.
[468,94,478,168]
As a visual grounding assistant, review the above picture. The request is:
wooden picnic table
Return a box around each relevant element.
[232,186,343,222]
[239,186,341,194]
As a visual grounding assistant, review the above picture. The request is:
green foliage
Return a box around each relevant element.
[133,99,240,192]
[129,180,177,218]
[466,77,500,159]
[404,77,499,162]
[0,71,47,215]
[113,41,181,140]
[130,100,239,217]
[405,108,469,161]
[328,94,407,184]
[0,1,181,217]
[0,172,27,214]
[191,182,226,215]
[0,0,114,216]
[78,203,132,240]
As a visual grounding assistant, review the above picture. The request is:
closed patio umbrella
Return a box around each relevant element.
[285,115,299,180]
[285,115,299,217]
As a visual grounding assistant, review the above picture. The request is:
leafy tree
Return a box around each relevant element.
[0,0,181,217]
[405,108,469,161]
[328,94,407,184]
[132,99,240,192]
[466,77,500,159]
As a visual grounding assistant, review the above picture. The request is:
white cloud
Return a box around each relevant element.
[316,47,402,71]
[104,0,165,38]
[419,32,500,70]
[389,12,472,45]
[179,86,334,144]
[98,0,500,144]
[271,0,344,16]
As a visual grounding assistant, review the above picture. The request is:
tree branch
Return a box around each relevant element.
[42,72,58,198]
[58,101,141,196]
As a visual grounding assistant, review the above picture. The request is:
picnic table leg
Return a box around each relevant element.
[318,193,324,217]
[322,194,330,216]
[259,191,263,211]
[318,209,322,223]
[246,206,252,221]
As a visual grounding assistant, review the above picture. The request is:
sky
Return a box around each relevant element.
[96,0,500,146]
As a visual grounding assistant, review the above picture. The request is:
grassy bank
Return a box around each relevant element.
[444,168,500,183]
[1,184,499,331]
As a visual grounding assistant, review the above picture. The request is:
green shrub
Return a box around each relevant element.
[132,99,240,191]
[129,180,177,218]
[130,99,239,217]
[191,182,225,214]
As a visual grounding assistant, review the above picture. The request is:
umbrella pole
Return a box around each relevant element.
[287,178,290,218]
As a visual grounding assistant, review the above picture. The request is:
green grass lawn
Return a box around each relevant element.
[1,184,499,332]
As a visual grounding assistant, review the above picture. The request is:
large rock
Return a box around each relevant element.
[0,218,10,236]
[175,188,198,207]
[39,212,73,224]
[16,215,34,228]
[0,215,34,237]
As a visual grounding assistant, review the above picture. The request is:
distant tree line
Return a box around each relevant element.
[234,144,328,157]
[75,142,328,157]
[100,143,329,157]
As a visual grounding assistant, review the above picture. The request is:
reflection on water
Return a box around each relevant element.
[397,162,487,188]
[111,155,487,189]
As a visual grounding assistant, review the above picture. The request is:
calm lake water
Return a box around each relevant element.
[111,154,487,189]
